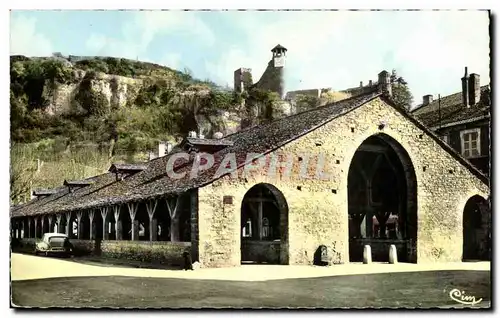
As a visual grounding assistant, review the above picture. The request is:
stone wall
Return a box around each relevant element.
[195,96,489,267]
[13,238,191,266]
[100,241,191,265]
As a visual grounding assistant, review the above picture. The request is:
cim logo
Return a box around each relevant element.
[449,289,483,306]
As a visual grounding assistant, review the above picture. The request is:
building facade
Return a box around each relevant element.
[10,72,491,268]
[411,67,491,178]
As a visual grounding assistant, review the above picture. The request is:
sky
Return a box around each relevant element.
[9,10,491,107]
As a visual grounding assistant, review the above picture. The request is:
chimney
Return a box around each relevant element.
[360,81,363,88]
[468,73,480,106]
[378,70,392,97]
[461,66,469,107]
[158,142,166,157]
[422,94,433,105]
[369,80,373,87]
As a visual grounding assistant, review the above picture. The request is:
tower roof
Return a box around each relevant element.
[271,44,287,52]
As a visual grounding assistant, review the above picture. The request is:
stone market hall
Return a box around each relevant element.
[10,71,491,268]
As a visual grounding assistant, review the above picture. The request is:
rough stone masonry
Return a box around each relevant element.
[194,96,488,268]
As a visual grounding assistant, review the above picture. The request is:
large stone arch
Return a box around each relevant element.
[347,133,418,263]
[462,194,490,261]
[240,182,289,264]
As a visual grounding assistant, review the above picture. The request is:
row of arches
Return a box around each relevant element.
[239,133,491,264]
[11,133,490,264]
[12,193,193,243]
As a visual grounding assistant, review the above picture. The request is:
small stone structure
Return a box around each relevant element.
[388,244,398,264]
[363,245,372,264]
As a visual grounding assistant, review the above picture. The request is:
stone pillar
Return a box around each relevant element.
[41,217,45,235]
[100,208,109,240]
[65,212,71,237]
[28,218,32,238]
[34,217,39,239]
[55,214,62,234]
[76,211,83,239]
[166,197,181,242]
[150,219,158,241]
[88,210,95,240]
[132,220,139,241]
[258,201,263,240]
[103,221,110,240]
[48,215,53,233]
[127,203,139,241]
[146,200,158,242]
[113,206,122,240]
[116,221,122,240]
[17,222,22,239]
[190,189,199,263]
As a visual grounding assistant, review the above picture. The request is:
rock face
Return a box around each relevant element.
[38,69,240,136]
[45,70,143,114]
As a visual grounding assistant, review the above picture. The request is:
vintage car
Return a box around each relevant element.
[35,233,73,257]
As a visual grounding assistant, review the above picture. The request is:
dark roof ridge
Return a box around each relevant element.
[221,88,379,140]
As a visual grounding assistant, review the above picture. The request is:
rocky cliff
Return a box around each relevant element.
[45,70,144,115]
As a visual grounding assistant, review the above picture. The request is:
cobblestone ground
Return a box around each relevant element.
[10,253,491,309]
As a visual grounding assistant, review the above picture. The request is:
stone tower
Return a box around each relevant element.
[234,68,253,93]
[253,44,288,98]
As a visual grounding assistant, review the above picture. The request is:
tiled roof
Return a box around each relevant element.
[11,173,115,218]
[272,44,287,52]
[411,85,491,128]
[10,91,380,217]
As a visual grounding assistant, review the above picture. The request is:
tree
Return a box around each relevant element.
[295,94,320,113]
[390,69,413,111]
[10,144,37,204]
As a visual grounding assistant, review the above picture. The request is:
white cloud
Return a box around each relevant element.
[204,11,490,106]
[9,14,53,56]
[85,11,215,64]
[161,53,182,70]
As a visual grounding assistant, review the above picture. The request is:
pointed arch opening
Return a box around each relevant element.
[348,133,418,263]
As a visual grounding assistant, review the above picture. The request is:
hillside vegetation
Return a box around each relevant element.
[10,56,413,205]
[9,55,279,204]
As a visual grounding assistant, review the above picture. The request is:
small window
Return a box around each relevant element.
[460,128,481,158]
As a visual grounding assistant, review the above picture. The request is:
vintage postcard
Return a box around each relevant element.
[9,5,492,309]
